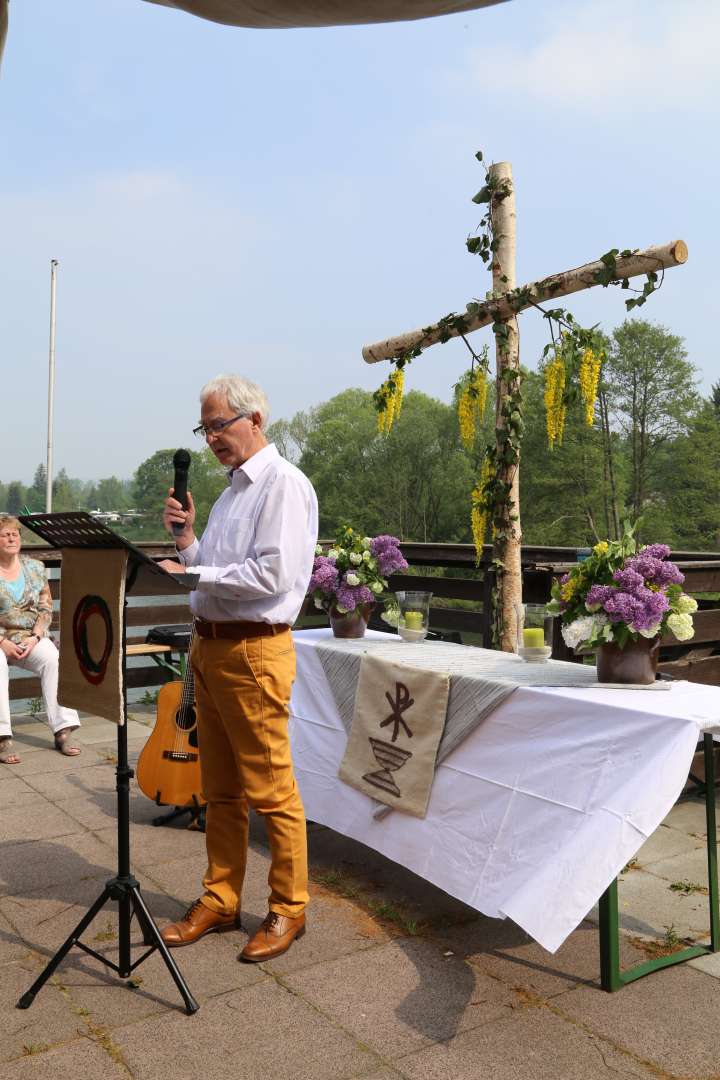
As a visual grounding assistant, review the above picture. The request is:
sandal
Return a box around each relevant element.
[54,728,81,757]
[0,736,21,765]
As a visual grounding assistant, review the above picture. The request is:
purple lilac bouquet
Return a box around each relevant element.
[546,522,697,652]
[309,525,408,616]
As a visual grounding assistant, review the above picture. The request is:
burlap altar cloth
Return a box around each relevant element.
[319,638,521,819]
[338,653,450,817]
[58,548,128,725]
[318,635,664,819]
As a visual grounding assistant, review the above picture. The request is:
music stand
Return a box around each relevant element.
[16,512,199,1015]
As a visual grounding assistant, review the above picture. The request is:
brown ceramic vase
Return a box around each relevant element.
[595,635,660,685]
[328,603,373,639]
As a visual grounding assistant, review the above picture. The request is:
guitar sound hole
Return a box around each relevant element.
[175,705,197,732]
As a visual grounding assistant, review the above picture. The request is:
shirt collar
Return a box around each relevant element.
[229,443,279,488]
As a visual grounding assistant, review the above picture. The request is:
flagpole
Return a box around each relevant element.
[46,259,58,512]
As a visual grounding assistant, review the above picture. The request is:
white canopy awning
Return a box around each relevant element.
[142,0,507,29]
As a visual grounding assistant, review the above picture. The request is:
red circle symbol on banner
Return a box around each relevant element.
[72,594,113,686]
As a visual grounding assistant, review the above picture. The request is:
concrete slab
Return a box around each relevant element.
[688,950,720,978]
[394,1008,656,1079]
[132,828,292,907]
[0,959,86,1066]
[662,795,718,839]
[5,748,108,780]
[0,908,35,964]
[632,821,706,866]
[92,822,206,871]
[0,776,50,810]
[0,1037,130,1079]
[22,765,117,802]
[615,863,712,942]
[0,874,180,952]
[242,894,392,977]
[307,826,477,932]
[433,916,647,998]
[633,843,713,887]
[140,853,214,908]
[558,964,720,1076]
[347,1073,405,1080]
[0,834,116,897]
[53,789,159,832]
[74,719,149,745]
[283,938,517,1057]
[5,706,720,1080]
[58,926,267,1025]
[1,802,88,847]
[113,978,380,1080]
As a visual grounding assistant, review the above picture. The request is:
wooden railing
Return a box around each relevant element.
[9,541,720,701]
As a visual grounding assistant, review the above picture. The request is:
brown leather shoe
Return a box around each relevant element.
[161,898,240,948]
[240,911,306,962]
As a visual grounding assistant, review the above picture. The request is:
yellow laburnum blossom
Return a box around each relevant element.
[560,577,578,601]
[376,367,405,435]
[543,354,566,448]
[393,367,405,420]
[470,457,493,563]
[457,368,488,450]
[579,347,603,426]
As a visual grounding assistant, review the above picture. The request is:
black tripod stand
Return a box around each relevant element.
[16,512,199,1015]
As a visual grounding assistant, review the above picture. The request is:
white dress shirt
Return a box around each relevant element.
[178,443,318,626]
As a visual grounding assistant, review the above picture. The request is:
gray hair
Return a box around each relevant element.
[199,374,270,430]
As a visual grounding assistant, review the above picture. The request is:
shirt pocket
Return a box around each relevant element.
[216,515,254,565]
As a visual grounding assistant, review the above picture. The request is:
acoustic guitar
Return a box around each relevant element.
[136,634,206,810]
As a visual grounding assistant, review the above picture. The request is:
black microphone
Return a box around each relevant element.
[172,449,191,537]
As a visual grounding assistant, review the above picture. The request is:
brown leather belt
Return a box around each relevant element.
[194,619,290,640]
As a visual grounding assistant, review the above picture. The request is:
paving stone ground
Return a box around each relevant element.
[2,709,720,1080]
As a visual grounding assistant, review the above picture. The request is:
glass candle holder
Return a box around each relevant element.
[396,591,432,643]
[519,603,553,662]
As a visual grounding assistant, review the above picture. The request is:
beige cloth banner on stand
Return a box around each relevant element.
[58,548,128,726]
[338,652,450,818]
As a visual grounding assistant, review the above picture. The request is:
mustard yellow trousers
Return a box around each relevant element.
[191,629,308,919]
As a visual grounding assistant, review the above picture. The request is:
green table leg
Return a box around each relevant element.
[599,730,719,991]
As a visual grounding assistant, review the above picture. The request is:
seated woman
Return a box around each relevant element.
[0,514,81,765]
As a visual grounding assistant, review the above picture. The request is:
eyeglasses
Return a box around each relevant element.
[193,413,249,439]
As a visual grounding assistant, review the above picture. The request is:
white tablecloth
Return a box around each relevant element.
[289,629,720,952]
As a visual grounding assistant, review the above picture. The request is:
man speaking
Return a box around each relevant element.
[158,375,318,962]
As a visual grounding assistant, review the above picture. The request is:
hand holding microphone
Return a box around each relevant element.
[163,449,196,546]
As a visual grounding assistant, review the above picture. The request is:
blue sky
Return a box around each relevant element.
[2,0,718,483]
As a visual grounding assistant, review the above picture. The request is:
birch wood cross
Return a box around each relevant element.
[361,161,688,650]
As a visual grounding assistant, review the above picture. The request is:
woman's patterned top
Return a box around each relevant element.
[0,555,53,643]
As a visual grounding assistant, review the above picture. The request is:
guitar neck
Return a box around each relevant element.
[178,624,196,707]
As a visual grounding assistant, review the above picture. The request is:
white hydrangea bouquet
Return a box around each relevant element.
[546,522,697,653]
[309,525,408,616]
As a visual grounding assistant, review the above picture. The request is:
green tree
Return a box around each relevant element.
[604,320,700,528]
[88,476,130,512]
[653,400,720,550]
[297,388,474,541]
[5,482,25,515]
[518,370,621,547]
[133,448,226,533]
[27,464,47,511]
[267,409,317,464]
[51,468,79,511]
[711,381,720,419]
